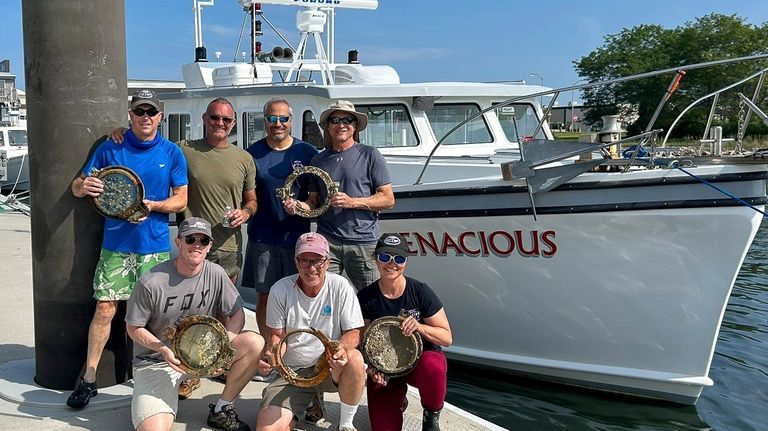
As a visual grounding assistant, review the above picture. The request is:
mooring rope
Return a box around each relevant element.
[673,164,767,216]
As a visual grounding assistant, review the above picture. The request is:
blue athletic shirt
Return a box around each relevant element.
[246,137,319,248]
[82,130,188,254]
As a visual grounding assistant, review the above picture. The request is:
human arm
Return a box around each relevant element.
[257,327,285,375]
[144,185,188,214]
[401,307,452,347]
[126,324,185,374]
[228,188,257,228]
[329,183,394,212]
[71,174,103,198]
[223,308,246,342]
[108,127,128,143]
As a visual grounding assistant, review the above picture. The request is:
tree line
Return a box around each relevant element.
[574,14,768,140]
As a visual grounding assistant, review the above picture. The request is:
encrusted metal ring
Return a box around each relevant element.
[90,165,150,222]
[362,316,423,377]
[276,166,339,218]
[163,315,234,377]
[269,327,339,388]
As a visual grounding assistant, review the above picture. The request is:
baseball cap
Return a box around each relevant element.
[178,217,212,238]
[375,233,409,257]
[130,89,161,110]
[295,232,329,256]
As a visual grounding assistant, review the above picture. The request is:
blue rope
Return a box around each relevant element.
[675,166,766,216]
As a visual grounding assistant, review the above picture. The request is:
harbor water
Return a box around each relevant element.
[444,221,768,430]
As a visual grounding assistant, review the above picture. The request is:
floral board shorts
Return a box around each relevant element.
[93,248,169,301]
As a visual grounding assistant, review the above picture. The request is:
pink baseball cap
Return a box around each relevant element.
[295,232,329,256]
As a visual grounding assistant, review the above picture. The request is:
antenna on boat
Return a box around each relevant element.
[193,0,216,62]
[238,0,378,85]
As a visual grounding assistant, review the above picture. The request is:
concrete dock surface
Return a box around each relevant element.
[0,210,504,431]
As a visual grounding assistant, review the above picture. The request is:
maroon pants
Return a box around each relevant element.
[366,350,447,431]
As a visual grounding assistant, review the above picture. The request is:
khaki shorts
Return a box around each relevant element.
[131,362,185,428]
[260,367,338,415]
[93,249,169,301]
[207,248,242,278]
[326,236,378,291]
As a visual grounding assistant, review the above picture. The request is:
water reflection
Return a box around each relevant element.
[446,363,710,430]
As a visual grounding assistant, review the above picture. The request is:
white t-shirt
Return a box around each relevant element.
[266,272,364,368]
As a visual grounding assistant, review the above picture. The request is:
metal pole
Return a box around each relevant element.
[22,0,128,389]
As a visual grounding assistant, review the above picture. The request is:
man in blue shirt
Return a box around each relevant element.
[67,89,188,409]
[242,97,318,339]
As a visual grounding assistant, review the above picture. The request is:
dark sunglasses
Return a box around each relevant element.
[265,115,291,124]
[207,114,234,124]
[377,253,407,265]
[328,116,356,125]
[131,107,160,117]
[183,236,211,246]
[296,257,328,268]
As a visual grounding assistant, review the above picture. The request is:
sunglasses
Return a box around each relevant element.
[296,257,328,269]
[207,114,234,124]
[131,107,160,117]
[328,116,356,125]
[377,253,407,265]
[183,236,211,246]
[265,115,291,124]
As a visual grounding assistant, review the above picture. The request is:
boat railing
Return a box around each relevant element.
[415,53,768,185]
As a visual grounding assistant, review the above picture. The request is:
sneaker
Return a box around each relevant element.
[178,377,201,400]
[304,392,325,423]
[66,378,98,409]
[207,403,251,431]
[339,427,358,431]
[252,370,276,382]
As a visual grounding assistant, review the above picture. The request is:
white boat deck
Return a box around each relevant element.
[0,210,503,431]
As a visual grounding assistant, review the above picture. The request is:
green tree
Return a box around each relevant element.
[574,14,768,139]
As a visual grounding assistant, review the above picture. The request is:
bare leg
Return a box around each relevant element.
[256,293,269,338]
[136,412,174,431]
[256,405,295,431]
[82,300,118,382]
[220,331,264,402]
[334,349,366,405]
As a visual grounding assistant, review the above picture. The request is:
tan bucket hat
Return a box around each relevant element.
[318,100,368,132]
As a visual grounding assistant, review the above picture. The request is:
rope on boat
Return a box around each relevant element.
[672,163,767,216]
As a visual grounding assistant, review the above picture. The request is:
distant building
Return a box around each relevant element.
[549,104,591,132]
[0,59,23,126]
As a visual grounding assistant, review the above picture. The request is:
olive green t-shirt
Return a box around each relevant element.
[179,139,257,252]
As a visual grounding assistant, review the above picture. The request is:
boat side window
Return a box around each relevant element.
[242,111,265,150]
[426,103,492,145]
[302,110,325,150]
[167,113,191,143]
[356,104,418,148]
[0,132,4,146]
[8,130,27,147]
[492,103,546,142]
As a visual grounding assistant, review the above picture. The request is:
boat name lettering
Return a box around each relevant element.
[400,230,557,258]
[293,0,341,5]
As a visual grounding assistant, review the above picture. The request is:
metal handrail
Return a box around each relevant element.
[414,53,768,185]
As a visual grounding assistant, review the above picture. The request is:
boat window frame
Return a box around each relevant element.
[354,103,420,148]
[241,110,266,150]
[302,110,325,150]
[491,101,547,142]
[8,129,27,147]
[426,102,494,146]
[165,112,192,144]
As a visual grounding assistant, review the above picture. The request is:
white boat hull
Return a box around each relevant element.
[1,151,29,192]
[379,164,766,404]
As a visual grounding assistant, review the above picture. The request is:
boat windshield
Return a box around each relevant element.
[493,103,547,142]
[8,129,27,147]
[357,104,419,148]
[426,103,493,145]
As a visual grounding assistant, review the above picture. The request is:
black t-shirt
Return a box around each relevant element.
[357,276,444,351]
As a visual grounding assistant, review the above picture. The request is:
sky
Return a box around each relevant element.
[2,0,768,93]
